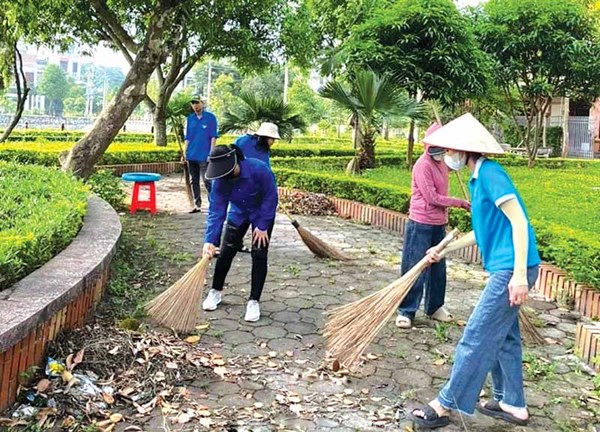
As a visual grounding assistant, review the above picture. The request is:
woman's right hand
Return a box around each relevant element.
[425,247,443,264]
[203,243,218,258]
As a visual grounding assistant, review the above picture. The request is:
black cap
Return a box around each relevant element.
[427,146,445,156]
[205,145,237,180]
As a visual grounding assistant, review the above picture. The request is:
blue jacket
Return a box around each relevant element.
[204,158,278,245]
[185,111,218,162]
[234,134,271,167]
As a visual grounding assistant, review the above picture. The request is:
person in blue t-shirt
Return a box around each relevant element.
[201,145,278,322]
[184,97,219,213]
[234,122,281,168]
[406,114,541,430]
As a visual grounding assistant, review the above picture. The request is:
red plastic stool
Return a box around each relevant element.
[122,173,162,215]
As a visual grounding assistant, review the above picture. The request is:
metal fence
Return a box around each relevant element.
[514,115,597,159]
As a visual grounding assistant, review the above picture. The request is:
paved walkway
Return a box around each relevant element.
[124,175,598,431]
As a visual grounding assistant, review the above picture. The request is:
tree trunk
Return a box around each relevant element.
[0,46,29,143]
[406,119,416,169]
[62,16,168,178]
[358,131,376,169]
[153,101,168,147]
[561,97,570,158]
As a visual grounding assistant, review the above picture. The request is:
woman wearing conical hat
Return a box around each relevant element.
[406,113,541,429]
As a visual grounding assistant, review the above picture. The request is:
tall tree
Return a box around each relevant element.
[319,70,422,171]
[341,0,490,167]
[37,64,69,116]
[15,0,317,178]
[473,0,600,166]
[0,5,30,142]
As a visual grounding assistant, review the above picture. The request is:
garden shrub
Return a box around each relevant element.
[87,170,127,211]
[0,162,89,290]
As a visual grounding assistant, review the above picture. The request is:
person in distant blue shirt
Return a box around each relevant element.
[234,122,281,168]
[201,145,278,323]
[184,97,218,213]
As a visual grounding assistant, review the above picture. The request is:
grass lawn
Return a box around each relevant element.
[361,163,600,240]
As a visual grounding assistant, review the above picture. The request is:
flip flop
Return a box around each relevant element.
[405,403,450,429]
[476,400,528,426]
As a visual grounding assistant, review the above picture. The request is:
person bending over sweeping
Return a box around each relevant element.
[395,122,471,329]
[405,113,541,429]
[234,122,281,252]
[201,145,278,322]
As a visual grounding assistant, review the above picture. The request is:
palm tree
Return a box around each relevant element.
[220,92,307,140]
[319,70,422,172]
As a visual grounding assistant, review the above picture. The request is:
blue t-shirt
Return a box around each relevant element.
[185,111,218,162]
[204,158,278,245]
[235,134,271,167]
[469,158,541,272]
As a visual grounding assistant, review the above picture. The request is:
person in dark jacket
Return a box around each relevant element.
[234,122,281,168]
[201,145,278,322]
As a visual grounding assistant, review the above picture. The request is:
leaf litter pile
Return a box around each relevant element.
[279,191,337,216]
[2,320,400,431]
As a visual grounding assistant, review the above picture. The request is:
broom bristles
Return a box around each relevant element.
[519,308,545,345]
[146,255,211,333]
[324,229,459,370]
[292,220,351,261]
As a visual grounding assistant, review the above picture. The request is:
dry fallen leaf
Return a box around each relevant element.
[343,398,354,405]
[285,350,294,357]
[73,349,85,366]
[361,388,369,395]
[289,404,303,415]
[212,358,226,366]
[433,359,446,366]
[36,378,52,393]
[259,342,267,348]
[288,396,302,404]
[110,413,123,423]
[61,370,73,383]
[267,361,278,368]
[254,411,264,419]
[176,413,192,424]
[102,393,115,405]
[196,323,210,331]
[268,351,277,358]
[108,346,120,355]
[66,353,74,371]
[332,359,341,372]
[185,335,201,344]
[456,320,467,327]
[198,410,211,417]
[366,353,379,360]
[199,417,212,427]
[165,361,178,369]
[344,389,354,395]
[254,402,264,409]
[120,387,135,397]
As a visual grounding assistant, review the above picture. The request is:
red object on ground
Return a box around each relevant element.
[130,181,157,215]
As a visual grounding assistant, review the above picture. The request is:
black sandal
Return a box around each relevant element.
[405,403,450,429]
[476,400,528,426]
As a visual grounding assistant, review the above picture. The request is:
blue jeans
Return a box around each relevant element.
[438,266,539,414]
[398,220,447,319]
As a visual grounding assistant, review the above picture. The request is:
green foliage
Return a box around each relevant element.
[0,162,88,290]
[86,170,126,211]
[220,91,307,140]
[344,0,490,104]
[474,0,600,160]
[63,80,87,116]
[288,75,329,125]
[37,64,69,116]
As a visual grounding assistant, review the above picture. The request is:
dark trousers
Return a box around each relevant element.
[212,220,274,301]
[398,220,447,319]
[188,160,211,207]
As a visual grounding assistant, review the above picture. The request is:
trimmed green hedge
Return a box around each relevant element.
[0,163,89,290]
[272,154,407,170]
[274,166,599,289]
[274,167,472,232]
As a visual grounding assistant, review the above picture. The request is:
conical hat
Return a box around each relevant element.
[422,113,505,154]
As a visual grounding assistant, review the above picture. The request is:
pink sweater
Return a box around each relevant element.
[409,152,468,225]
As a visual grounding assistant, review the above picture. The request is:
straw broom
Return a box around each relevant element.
[284,212,351,261]
[146,255,212,333]
[325,229,459,370]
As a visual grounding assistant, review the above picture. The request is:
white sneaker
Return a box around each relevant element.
[245,300,260,322]
[395,315,412,329]
[202,289,222,311]
[429,307,453,323]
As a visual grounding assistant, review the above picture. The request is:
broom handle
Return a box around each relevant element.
[406,228,460,276]
[455,171,470,203]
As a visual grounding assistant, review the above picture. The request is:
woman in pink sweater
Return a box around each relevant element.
[396,123,471,329]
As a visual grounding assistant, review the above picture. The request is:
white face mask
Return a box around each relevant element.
[444,152,467,171]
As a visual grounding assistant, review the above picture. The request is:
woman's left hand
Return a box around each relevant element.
[252,228,270,248]
[508,273,529,307]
